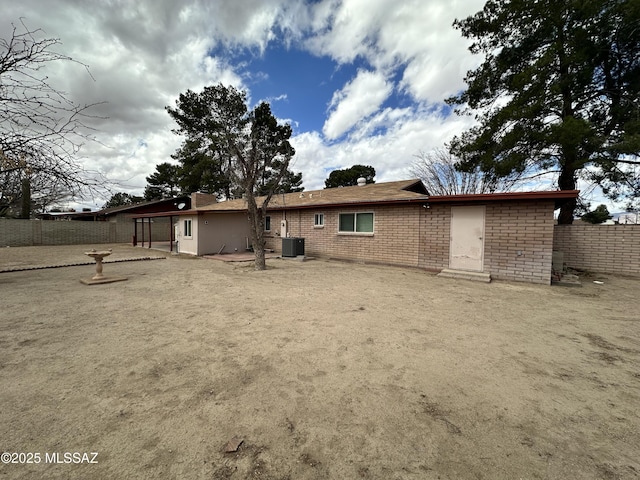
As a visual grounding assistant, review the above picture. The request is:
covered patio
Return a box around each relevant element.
[129,213,182,253]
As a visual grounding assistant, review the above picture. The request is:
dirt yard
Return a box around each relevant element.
[1,244,639,479]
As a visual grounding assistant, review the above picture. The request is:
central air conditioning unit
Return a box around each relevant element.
[282,237,305,257]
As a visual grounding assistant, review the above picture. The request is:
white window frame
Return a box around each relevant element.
[338,212,374,235]
[183,219,192,238]
[264,215,271,232]
[314,213,324,228]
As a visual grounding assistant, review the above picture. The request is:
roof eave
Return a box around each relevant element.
[128,209,199,218]
[427,190,580,203]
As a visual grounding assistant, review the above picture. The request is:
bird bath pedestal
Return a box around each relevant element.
[80,249,128,285]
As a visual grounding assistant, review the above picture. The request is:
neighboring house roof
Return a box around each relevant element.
[613,212,640,224]
[38,211,99,221]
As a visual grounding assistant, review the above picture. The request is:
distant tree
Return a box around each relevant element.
[256,159,303,196]
[410,148,531,195]
[0,21,107,218]
[0,162,71,217]
[325,165,376,188]
[171,137,234,198]
[144,162,182,200]
[581,204,612,224]
[103,192,143,209]
[447,0,640,224]
[167,84,296,270]
[20,177,30,219]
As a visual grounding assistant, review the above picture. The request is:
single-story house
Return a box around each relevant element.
[139,180,578,285]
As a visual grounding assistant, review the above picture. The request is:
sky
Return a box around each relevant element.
[1,0,619,211]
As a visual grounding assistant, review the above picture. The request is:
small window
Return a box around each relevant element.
[264,215,271,232]
[184,219,192,237]
[338,213,374,233]
[314,213,324,227]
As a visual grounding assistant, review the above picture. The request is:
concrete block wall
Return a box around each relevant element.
[554,224,640,275]
[0,219,34,246]
[40,221,112,245]
[0,218,170,246]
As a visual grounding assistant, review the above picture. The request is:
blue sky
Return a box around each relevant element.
[235,46,347,134]
[3,0,620,211]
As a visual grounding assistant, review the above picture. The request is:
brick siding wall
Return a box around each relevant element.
[265,201,555,284]
[264,205,422,267]
[483,201,555,284]
[418,201,555,284]
[419,204,450,271]
[553,224,640,275]
[264,201,556,283]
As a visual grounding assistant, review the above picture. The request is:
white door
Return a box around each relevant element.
[449,206,485,272]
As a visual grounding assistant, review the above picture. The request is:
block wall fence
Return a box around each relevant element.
[554,224,640,275]
[0,218,171,247]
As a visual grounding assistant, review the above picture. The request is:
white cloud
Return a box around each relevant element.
[323,69,392,140]
[293,105,477,191]
[304,0,485,103]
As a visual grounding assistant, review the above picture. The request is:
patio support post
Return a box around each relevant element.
[169,215,174,253]
[148,217,152,249]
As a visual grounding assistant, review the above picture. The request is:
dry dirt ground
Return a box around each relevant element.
[0,244,639,480]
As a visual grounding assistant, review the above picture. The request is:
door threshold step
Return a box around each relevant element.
[437,269,491,283]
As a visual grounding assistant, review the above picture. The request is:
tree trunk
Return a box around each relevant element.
[245,194,266,270]
[253,238,266,271]
[20,176,31,219]
[557,164,577,225]
[557,198,577,225]
[556,31,578,226]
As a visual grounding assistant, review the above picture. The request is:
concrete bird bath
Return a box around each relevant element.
[80,248,127,285]
[85,248,111,279]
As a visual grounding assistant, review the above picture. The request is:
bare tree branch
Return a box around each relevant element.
[0,20,109,216]
[410,148,535,195]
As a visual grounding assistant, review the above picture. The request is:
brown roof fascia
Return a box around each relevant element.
[127,210,199,219]
[427,190,580,203]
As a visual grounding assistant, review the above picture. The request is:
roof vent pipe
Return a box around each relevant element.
[357,177,366,186]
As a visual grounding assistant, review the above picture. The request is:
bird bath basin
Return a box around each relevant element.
[85,248,112,280]
[80,248,127,285]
